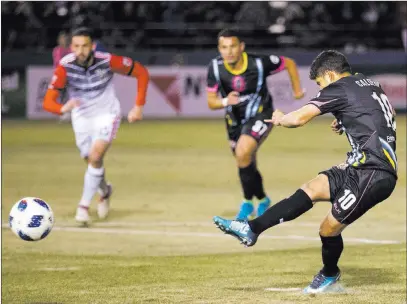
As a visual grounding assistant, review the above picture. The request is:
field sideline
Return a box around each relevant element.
[2,117,406,303]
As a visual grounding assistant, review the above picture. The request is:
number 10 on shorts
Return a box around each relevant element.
[338,189,357,210]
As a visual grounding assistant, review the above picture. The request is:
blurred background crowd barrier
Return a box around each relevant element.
[2,1,406,119]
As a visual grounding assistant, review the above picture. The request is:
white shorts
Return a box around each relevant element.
[72,113,121,158]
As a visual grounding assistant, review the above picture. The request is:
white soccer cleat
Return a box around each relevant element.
[75,206,90,225]
[97,184,112,219]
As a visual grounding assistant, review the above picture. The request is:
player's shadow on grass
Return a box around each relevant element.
[224,267,396,292]
[341,266,398,287]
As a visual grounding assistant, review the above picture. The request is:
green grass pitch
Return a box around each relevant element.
[2,117,406,303]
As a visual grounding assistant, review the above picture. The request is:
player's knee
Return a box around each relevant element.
[88,158,103,168]
[87,152,103,168]
[319,222,334,236]
[300,174,330,202]
[319,214,344,237]
[235,145,252,167]
[319,223,341,237]
[300,182,319,201]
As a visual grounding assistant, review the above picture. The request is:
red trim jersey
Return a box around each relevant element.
[43,51,149,116]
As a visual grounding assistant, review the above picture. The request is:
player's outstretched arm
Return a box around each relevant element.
[109,54,150,122]
[207,91,239,110]
[266,104,321,128]
[283,57,305,99]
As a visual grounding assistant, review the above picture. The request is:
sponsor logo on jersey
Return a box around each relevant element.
[95,69,108,77]
[122,57,132,67]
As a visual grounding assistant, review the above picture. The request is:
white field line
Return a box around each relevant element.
[39,267,81,271]
[264,287,302,292]
[87,221,319,228]
[2,224,402,245]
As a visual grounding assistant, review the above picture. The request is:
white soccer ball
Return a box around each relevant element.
[9,197,54,241]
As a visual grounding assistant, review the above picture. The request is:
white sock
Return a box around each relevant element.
[79,165,104,208]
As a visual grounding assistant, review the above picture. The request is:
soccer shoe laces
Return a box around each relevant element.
[309,272,327,289]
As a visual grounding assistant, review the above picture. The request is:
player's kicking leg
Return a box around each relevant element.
[234,117,272,220]
[214,173,338,291]
[214,174,327,246]
[214,165,396,293]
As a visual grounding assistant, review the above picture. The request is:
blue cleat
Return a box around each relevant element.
[213,216,258,247]
[236,201,255,220]
[257,197,271,217]
[303,270,341,294]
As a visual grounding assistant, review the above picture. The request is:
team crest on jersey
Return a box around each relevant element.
[231,76,246,92]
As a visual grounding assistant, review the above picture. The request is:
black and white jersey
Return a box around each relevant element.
[206,52,285,123]
[308,73,397,177]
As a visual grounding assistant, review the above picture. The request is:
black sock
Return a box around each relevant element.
[238,162,258,200]
[249,158,266,200]
[248,189,313,234]
[320,234,343,276]
[253,169,266,200]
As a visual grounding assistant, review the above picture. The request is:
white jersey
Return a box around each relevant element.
[45,50,149,158]
[55,52,123,118]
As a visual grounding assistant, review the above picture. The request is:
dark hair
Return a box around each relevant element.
[58,31,67,37]
[217,28,242,42]
[71,27,94,41]
[309,50,352,80]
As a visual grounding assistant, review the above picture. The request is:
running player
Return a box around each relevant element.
[213,50,397,293]
[43,27,150,224]
[207,29,305,220]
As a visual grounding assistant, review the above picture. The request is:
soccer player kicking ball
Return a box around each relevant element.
[43,27,149,225]
[207,29,305,220]
[213,50,397,293]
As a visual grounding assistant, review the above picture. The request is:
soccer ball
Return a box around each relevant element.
[9,197,54,241]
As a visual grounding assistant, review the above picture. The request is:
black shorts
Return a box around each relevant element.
[320,164,396,225]
[226,109,273,151]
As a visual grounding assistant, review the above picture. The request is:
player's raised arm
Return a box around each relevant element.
[43,65,79,115]
[264,55,305,99]
[109,53,150,122]
[283,57,305,99]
